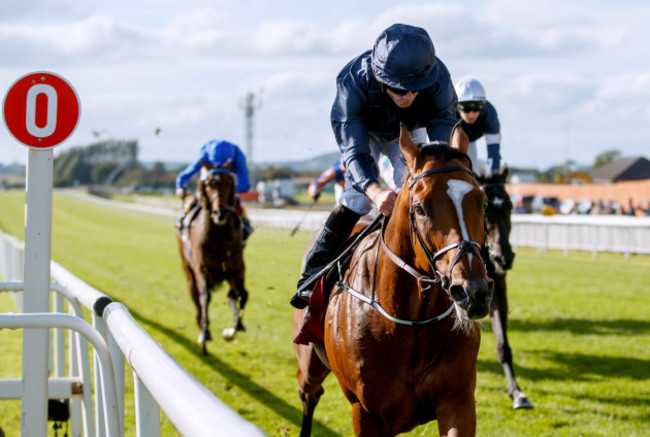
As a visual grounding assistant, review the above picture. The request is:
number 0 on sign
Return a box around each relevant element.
[3,71,80,149]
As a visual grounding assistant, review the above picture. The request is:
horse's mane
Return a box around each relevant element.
[416,141,472,170]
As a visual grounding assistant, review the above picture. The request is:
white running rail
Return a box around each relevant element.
[0,228,266,437]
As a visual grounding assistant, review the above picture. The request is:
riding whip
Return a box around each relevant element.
[290,198,318,237]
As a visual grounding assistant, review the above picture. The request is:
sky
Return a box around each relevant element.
[1,0,649,170]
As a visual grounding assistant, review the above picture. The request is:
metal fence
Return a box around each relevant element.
[511,214,650,258]
[0,228,266,437]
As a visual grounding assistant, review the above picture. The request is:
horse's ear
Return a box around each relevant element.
[450,125,470,155]
[399,124,422,171]
[223,158,233,170]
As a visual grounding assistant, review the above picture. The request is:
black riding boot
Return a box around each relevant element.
[290,205,361,309]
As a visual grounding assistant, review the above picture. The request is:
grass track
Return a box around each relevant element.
[1,190,649,436]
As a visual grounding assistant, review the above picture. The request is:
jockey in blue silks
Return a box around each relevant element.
[308,155,397,202]
[454,78,502,175]
[308,159,346,201]
[175,140,253,241]
[291,23,458,308]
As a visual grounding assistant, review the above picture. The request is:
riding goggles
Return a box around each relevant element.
[458,102,483,113]
[385,85,418,96]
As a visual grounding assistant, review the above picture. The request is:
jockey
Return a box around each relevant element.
[175,140,253,241]
[291,23,458,308]
[308,156,397,202]
[308,158,346,201]
[454,78,502,174]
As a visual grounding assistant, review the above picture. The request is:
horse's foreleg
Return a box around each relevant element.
[435,392,477,437]
[489,275,532,409]
[351,403,382,437]
[195,273,211,352]
[236,278,249,310]
[223,278,247,341]
[233,277,248,330]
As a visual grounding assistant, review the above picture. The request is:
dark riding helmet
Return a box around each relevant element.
[371,24,438,92]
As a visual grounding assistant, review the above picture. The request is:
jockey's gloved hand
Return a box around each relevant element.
[308,182,320,201]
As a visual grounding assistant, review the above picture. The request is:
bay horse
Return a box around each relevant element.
[293,125,494,436]
[476,168,533,409]
[176,164,248,355]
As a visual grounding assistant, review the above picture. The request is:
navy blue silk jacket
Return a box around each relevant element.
[331,50,457,193]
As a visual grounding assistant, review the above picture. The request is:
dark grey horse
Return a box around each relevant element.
[477,167,533,409]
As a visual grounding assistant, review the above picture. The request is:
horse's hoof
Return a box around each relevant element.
[222,327,236,341]
[512,392,533,409]
[197,330,212,344]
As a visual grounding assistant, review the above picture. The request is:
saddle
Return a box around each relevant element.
[175,202,202,247]
[294,215,383,346]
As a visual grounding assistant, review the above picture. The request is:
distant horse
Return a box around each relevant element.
[293,125,494,436]
[176,164,248,355]
[476,168,533,409]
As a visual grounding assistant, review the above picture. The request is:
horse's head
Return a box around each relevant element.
[198,163,237,226]
[397,124,493,320]
[476,167,515,273]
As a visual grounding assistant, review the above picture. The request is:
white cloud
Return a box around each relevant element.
[1,0,649,169]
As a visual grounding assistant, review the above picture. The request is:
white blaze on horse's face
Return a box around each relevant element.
[447,179,474,263]
[492,196,504,208]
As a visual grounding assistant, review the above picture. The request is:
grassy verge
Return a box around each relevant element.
[0,190,648,436]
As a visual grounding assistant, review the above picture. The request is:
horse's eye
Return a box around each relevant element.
[414,203,425,216]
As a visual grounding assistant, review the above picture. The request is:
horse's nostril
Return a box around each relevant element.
[467,278,493,304]
[449,284,469,308]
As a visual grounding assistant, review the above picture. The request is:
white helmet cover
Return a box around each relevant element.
[455,78,486,102]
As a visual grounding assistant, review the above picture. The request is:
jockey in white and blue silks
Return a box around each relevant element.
[291,23,458,308]
[454,78,502,174]
[175,140,253,240]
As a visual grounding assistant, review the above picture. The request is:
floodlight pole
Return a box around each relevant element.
[240,91,262,181]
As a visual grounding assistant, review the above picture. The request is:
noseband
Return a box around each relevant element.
[338,165,486,326]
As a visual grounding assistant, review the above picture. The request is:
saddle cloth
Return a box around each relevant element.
[293,276,328,346]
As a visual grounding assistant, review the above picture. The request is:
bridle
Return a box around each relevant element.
[480,180,514,269]
[203,168,237,219]
[338,165,486,326]
[404,166,485,292]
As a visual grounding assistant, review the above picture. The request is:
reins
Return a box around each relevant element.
[336,217,455,327]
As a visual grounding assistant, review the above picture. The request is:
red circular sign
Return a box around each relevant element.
[3,71,81,149]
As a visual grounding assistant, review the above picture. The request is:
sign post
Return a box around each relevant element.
[3,71,80,436]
